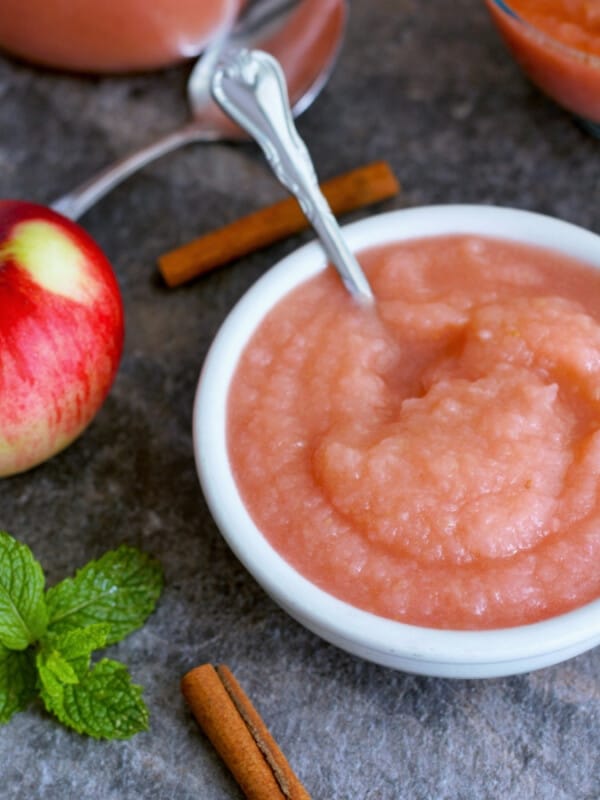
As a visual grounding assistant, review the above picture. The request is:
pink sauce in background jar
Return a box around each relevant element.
[485,0,600,126]
[0,0,244,73]
[228,235,600,630]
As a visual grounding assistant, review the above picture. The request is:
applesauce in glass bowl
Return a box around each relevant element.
[0,0,244,73]
[484,0,600,135]
[194,205,600,678]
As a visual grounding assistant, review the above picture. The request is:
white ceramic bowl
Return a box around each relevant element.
[193,205,600,678]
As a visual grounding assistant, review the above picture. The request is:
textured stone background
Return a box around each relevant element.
[1,0,599,798]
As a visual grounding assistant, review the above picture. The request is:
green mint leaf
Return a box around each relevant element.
[0,645,37,723]
[43,650,79,685]
[0,531,48,650]
[46,545,163,646]
[37,623,111,712]
[37,653,75,706]
[47,624,110,664]
[37,624,110,685]
[39,658,149,739]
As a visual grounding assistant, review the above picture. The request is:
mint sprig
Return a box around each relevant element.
[46,545,163,645]
[0,531,163,739]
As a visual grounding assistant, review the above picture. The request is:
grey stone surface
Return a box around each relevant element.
[1,0,600,798]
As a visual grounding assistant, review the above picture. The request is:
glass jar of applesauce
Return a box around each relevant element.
[0,0,244,73]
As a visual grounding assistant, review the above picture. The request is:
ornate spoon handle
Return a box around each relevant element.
[211,49,374,304]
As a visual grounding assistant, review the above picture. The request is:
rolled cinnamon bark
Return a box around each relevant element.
[181,663,312,800]
[159,161,400,287]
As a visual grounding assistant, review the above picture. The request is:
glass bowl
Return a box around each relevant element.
[193,205,600,678]
[484,0,600,136]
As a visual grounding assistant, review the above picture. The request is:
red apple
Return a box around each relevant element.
[0,200,124,477]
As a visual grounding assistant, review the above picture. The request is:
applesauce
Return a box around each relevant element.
[0,0,244,73]
[486,0,600,124]
[500,0,600,57]
[228,235,600,629]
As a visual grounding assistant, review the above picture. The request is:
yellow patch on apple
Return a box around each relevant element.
[1,220,98,305]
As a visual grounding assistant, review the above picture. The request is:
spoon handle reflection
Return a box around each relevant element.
[211,49,374,304]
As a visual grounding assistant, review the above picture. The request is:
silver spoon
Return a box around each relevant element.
[211,49,374,304]
[51,0,347,221]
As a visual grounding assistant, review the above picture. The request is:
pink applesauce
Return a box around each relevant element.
[0,0,244,73]
[486,0,600,124]
[228,235,600,630]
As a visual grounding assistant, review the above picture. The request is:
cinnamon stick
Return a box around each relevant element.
[181,663,312,800]
[159,160,400,287]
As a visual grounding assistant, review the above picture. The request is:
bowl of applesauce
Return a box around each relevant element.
[484,0,600,135]
[194,205,600,678]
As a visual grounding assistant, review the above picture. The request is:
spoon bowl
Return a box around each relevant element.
[52,0,347,221]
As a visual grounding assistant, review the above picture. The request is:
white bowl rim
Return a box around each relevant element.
[193,204,600,668]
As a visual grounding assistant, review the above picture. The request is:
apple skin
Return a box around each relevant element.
[0,200,124,477]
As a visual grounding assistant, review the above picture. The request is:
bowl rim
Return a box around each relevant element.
[193,204,600,669]
[486,0,600,69]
